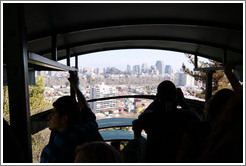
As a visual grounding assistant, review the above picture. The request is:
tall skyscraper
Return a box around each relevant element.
[174,72,186,86]
[127,65,131,73]
[165,65,172,74]
[141,63,148,73]
[155,60,165,76]
[149,65,157,75]
[133,65,141,74]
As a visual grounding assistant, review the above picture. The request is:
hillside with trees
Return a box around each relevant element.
[3,76,52,163]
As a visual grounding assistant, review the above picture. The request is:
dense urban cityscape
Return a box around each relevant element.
[37,60,205,119]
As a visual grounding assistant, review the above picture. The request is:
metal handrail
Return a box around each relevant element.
[87,95,156,102]
[30,95,205,134]
[30,95,156,134]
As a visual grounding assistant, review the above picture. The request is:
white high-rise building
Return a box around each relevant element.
[90,83,116,113]
[185,74,195,87]
[174,72,195,87]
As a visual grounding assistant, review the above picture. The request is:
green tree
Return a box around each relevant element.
[3,75,52,163]
[182,54,232,98]
[29,75,52,115]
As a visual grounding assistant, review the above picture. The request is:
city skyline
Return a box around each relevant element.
[78,60,175,72]
[59,49,209,71]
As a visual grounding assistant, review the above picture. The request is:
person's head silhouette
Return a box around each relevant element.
[156,80,177,112]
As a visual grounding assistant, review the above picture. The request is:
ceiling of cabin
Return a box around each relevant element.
[3,3,244,78]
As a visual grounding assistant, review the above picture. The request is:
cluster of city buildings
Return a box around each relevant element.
[126,60,202,87]
[88,82,154,117]
[38,60,205,116]
[38,60,204,87]
[126,60,172,76]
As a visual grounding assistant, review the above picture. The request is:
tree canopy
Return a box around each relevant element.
[182,54,232,98]
[3,75,52,163]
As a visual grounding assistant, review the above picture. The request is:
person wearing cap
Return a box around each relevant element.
[40,74,103,163]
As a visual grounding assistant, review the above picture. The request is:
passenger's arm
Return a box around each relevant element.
[224,63,242,92]
[68,74,89,110]
[132,119,142,139]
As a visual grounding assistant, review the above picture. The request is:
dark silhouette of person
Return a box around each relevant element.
[135,80,200,163]
[177,63,243,163]
[121,119,147,163]
[176,88,234,162]
[40,74,103,163]
[202,87,243,163]
[74,141,121,163]
[201,63,243,163]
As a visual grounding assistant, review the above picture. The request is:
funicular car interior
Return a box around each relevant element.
[2,2,243,163]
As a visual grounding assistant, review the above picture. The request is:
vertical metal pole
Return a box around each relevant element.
[74,55,79,97]
[75,54,78,69]
[66,48,70,66]
[52,34,57,61]
[4,4,32,162]
[194,55,198,68]
[205,71,213,101]
[67,49,76,99]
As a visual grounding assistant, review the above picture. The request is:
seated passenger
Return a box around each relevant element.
[202,86,243,163]
[201,63,243,163]
[136,80,200,163]
[176,88,234,162]
[111,141,121,152]
[121,119,147,163]
[74,141,121,163]
[177,63,243,163]
[40,74,103,163]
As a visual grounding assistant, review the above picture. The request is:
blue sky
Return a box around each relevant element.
[59,49,206,71]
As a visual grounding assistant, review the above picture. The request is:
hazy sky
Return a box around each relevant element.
[59,49,206,71]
